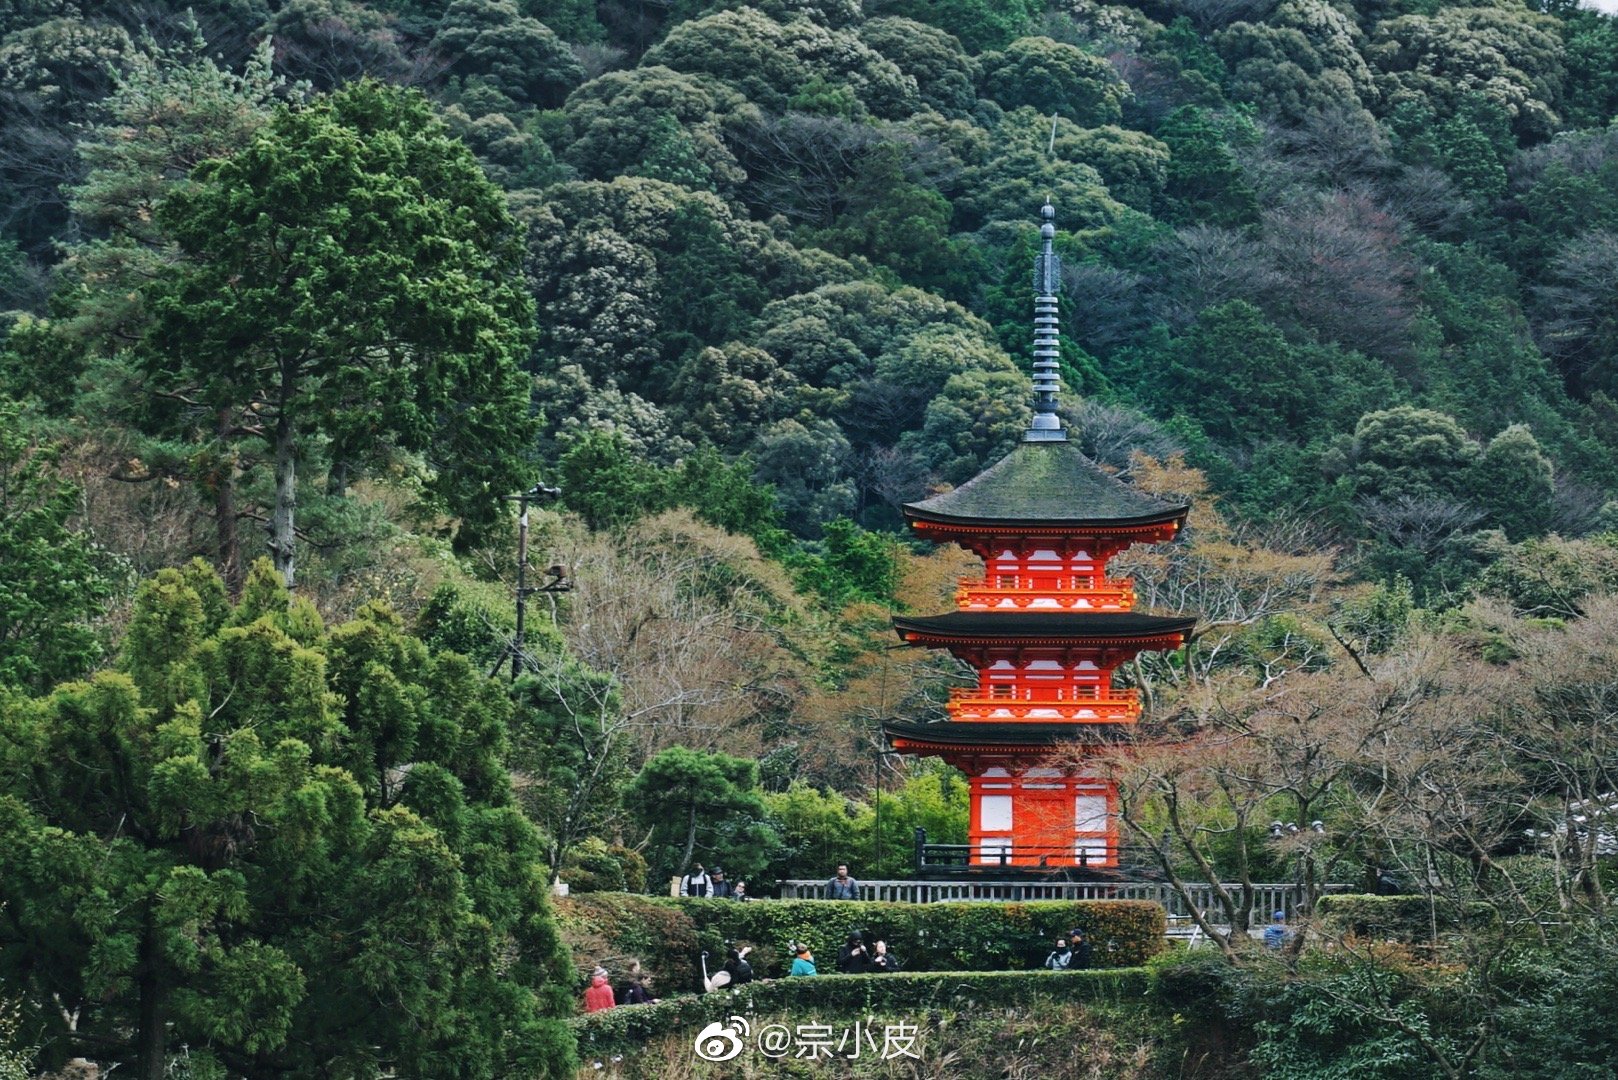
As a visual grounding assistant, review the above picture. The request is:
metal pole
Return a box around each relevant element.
[497,483,563,681]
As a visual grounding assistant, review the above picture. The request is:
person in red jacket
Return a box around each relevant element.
[583,966,616,1013]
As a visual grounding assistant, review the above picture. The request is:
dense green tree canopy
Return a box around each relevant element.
[0,561,574,1079]
[140,80,536,586]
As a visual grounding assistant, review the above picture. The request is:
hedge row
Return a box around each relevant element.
[1316,894,1501,942]
[675,898,1165,977]
[557,896,1164,995]
[570,969,1151,1058]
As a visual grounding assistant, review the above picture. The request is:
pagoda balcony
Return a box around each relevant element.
[946,686,1140,723]
[955,578,1135,611]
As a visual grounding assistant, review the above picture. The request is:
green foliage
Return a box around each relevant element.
[687,898,1162,977]
[1315,894,1501,943]
[0,400,115,692]
[414,579,517,671]
[510,662,631,877]
[1155,105,1259,226]
[1348,406,1478,501]
[789,518,899,608]
[1485,929,1618,1079]
[0,561,576,1078]
[560,836,634,892]
[560,894,1161,999]
[858,16,978,118]
[570,968,1150,1054]
[979,37,1126,126]
[1249,960,1443,1080]
[1218,0,1376,123]
[1151,300,1321,446]
[558,66,753,190]
[1059,125,1170,210]
[1469,424,1554,540]
[554,893,706,990]
[1474,533,1618,617]
[141,80,537,583]
[433,0,585,109]
[628,747,781,883]
[642,7,917,119]
[557,430,671,531]
[851,769,970,878]
[1368,2,1565,141]
[1558,9,1618,129]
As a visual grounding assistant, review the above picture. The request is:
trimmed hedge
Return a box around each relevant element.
[557,896,1165,997]
[676,898,1165,978]
[1316,894,1500,942]
[555,894,706,991]
[570,969,1151,1058]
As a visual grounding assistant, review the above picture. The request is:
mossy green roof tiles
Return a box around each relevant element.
[905,440,1188,528]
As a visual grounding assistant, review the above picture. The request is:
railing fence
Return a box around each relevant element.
[777,878,1352,924]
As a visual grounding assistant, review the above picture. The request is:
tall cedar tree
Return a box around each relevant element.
[140,81,536,588]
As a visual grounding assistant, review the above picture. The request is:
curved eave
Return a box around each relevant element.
[891,612,1198,649]
[883,720,1124,755]
[904,504,1189,534]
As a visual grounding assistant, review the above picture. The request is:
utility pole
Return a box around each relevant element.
[491,483,567,680]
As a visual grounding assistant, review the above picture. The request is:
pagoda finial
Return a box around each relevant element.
[1025,200,1066,443]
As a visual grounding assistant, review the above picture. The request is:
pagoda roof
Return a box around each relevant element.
[905,440,1188,530]
[893,611,1197,645]
[882,720,1124,749]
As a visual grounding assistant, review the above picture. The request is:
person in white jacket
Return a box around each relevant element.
[681,863,713,897]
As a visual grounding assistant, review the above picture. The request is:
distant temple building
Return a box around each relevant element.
[883,203,1195,872]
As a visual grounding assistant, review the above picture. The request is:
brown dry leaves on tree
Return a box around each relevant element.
[1113,452,1342,687]
[551,510,814,762]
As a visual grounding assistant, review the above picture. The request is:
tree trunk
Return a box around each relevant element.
[136,915,164,1080]
[269,410,296,589]
[213,410,241,597]
[678,802,698,877]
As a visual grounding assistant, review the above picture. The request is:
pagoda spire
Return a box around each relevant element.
[1025,200,1066,443]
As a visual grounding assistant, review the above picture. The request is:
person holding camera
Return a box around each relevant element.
[836,931,871,973]
[869,939,901,972]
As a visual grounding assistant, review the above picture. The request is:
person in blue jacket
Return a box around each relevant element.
[790,943,818,976]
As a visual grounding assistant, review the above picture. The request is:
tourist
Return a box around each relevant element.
[1264,910,1289,950]
[616,962,658,1005]
[731,880,751,901]
[681,863,712,897]
[826,863,860,900]
[870,940,901,972]
[1044,936,1073,970]
[709,865,734,899]
[790,943,818,976]
[723,946,754,986]
[836,932,871,973]
[583,966,616,1012]
[1069,927,1092,969]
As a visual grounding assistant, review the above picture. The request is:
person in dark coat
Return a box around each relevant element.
[826,864,860,900]
[709,866,734,899]
[837,932,871,973]
[1069,927,1092,969]
[616,962,658,1005]
[723,946,754,986]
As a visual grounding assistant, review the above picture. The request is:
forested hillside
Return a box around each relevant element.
[4,0,1618,1076]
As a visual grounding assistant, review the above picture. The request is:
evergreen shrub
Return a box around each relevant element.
[571,969,1150,1056]
[558,896,1164,993]
[1316,894,1500,942]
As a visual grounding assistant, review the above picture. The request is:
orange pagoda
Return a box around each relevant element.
[883,202,1194,873]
